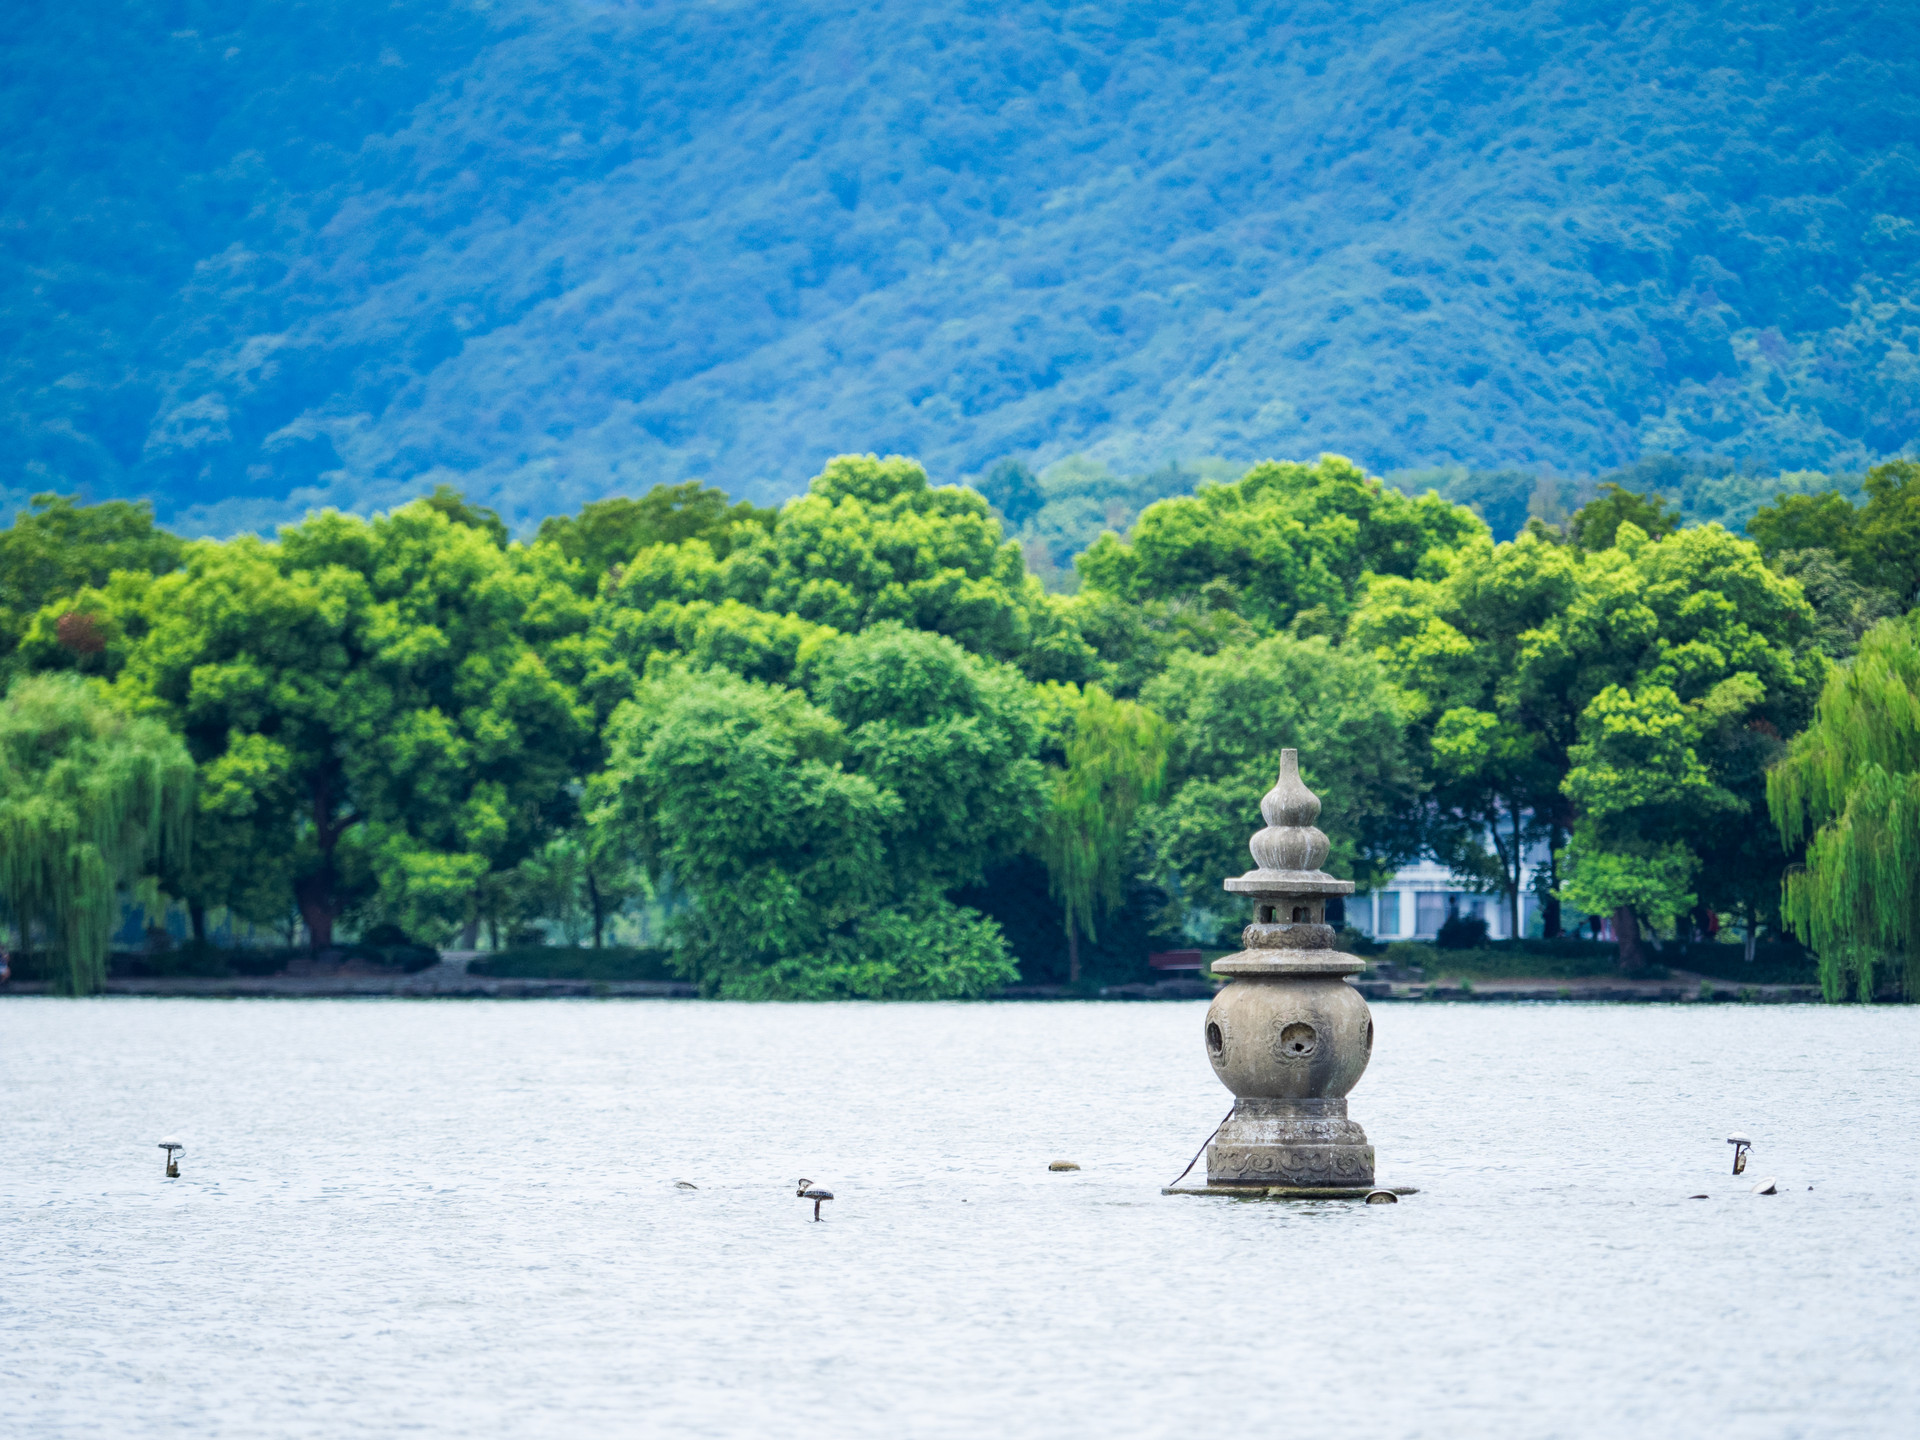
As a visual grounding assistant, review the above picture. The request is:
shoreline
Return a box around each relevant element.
[0,968,1824,1003]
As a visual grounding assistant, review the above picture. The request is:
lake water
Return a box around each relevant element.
[3,998,1917,1438]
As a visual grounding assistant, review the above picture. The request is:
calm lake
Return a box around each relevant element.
[3,999,1916,1438]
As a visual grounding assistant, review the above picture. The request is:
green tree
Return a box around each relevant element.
[0,494,184,679]
[1767,549,1900,661]
[535,482,777,587]
[1849,459,1920,606]
[593,637,1034,998]
[1522,523,1824,965]
[577,458,1092,706]
[24,498,592,948]
[1351,530,1583,936]
[731,454,1092,681]
[1768,613,1920,1000]
[1748,461,1920,610]
[1746,490,1859,558]
[1076,454,1484,636]
[1035,684,1171,982]
[0,675,193,993]
[420,484,510,546]
[1138,634,1418,936]
[1567,483,1682,551]
[976,459,1046,529]
[1063,588,1264,698]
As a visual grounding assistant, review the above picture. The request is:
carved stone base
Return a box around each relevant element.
[1206,1097,1375,1188]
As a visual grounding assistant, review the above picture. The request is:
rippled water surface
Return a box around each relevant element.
[3,999,1917,1438]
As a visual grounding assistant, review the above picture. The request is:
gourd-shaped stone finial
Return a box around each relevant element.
[1248,749,1331,874]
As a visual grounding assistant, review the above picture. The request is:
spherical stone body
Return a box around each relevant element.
[1203,974,1373,1100]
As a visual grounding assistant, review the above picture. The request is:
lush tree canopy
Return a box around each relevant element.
[1076,455,1484,636]
[1769,613,1920,1000]
[0,675,192,993]
[5,451,1914,999]
[25,501,590,947]
[594,624,1041,998]
[0,494,183,681]
[1139,633,1418,935]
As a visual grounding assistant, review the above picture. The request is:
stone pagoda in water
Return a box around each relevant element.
[1197,748,1378,1192]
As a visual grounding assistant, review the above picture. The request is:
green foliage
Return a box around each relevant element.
[1541,525,1823,950]
[0,494,184,677]
[1851,460,1920,606]
[977,460,1045,531]
[1568,484,1684,552]
[1352,529,1583,931]
[2,445,1907,1002]
[10,4,1919,531]
[535,483,777,588]
[593,627,1040,998]
[1035,685,1170,974]
[1386,467,1550,543]
[1766,550,1901,661]
[1749,459,1920,611]
[420,485,509,547]
[1077,455,1485,634]
[1747,491,1862,557]
[1768,613,1920,1000]
[1139,633,1418,931]
[0,675,193,993]
[23,495,593,947]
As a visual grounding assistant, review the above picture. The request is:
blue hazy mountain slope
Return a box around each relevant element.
[4,1,1917,532]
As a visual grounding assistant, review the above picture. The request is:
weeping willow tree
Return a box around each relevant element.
[0,675,194,994]
[1038,685,1171,983]
[1767,613,1920,1001]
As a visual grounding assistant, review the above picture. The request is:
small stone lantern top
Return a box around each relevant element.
[1213,749,1359,978]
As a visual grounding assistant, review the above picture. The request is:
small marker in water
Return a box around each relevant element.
[1364,1190,1398,1205]
[674,1181,698,1189]
[1751,1177,1778,1195]
[1727,1133,1752,1175]
[1048,1161,1080,1172]
[158,1138,183,1178]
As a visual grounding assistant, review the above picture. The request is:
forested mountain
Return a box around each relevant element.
[5,1,1918,533]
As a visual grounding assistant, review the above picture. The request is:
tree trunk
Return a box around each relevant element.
[459,915,481,950]
[1542,820,1565,939]
[1067,926,1080,985]
[587,870,605,950]
[296,772,353,954]
[1744,915,1758,964]
[294,871,335,953]
[1509,804,1523,941]
[1613,905,1643,972]
[189,901,207,945]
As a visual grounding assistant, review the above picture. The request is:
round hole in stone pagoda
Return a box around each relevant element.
[1206,1022,1224,1057]
[1279,1021,1317,1057]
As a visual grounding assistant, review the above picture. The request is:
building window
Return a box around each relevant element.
[1416,892,1448,936]
[1376,892,1400,936]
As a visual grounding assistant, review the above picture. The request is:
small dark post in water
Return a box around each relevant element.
[1728,1134,1752,1175]
[158,1138,183,1179]
[796,1179,833,1221]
